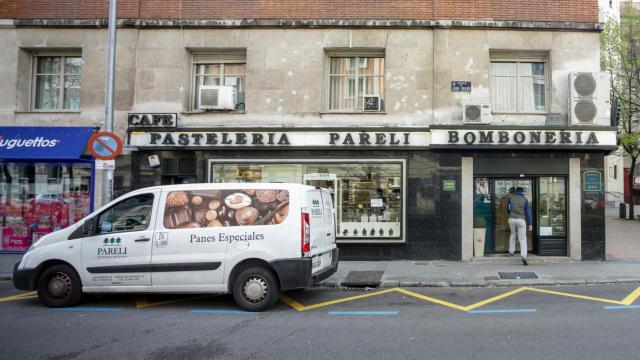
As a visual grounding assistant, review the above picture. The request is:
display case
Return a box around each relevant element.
[209,159,405,242]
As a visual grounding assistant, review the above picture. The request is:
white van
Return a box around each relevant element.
[13,183,338,311]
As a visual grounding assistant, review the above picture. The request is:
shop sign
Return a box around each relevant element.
[583,171,602,192]
[129,130,430,148]
[0,126,96,160]
[128,113,177,128]
[430,128,617,148]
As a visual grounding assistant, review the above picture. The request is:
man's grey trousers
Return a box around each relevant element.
[508,218,527,258]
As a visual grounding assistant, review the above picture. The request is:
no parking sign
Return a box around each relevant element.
[87,131,123,160]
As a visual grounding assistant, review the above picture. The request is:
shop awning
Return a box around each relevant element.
[0,126,96,161]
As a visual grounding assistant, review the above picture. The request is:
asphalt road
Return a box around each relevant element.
[1,282,639,360]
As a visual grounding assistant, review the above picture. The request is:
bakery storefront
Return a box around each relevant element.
[121,124,617,261]
[123,126,462,260]
[0,126,96,253]
[431,125,617,261]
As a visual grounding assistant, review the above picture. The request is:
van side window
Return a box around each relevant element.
[96,194,154,234]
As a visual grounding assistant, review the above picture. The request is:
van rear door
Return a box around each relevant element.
[320,189,336,248]
[306,188,335,274]
[306,189,325,254]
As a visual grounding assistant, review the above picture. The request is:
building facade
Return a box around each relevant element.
[0,1,616,260]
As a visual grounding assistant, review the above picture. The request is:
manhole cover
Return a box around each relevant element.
[342,271,384,287]
[498,272,538,280]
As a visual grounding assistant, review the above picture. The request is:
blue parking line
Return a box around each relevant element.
[54,307,123,313]
[468,309,537,314]
[603,305,640,310]
[191,309,250,314]
[328,311,398,315]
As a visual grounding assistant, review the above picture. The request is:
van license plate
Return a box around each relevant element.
[312,257,322,272]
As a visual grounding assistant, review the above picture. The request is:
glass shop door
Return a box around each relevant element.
[492,178,534,254]
[473,177,535,255]
[536,177,568,256]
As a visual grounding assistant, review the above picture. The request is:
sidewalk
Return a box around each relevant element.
[321,259,640,288]
[1,215,638,286]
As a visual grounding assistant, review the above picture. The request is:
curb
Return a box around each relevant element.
[319,278,640,288]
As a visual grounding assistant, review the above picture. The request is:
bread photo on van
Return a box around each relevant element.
[13,183,338,312]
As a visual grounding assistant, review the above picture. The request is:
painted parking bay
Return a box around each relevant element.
[1,282,639,315]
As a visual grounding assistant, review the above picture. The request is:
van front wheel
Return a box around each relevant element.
[232,267,279,312]
[37,264,83,308]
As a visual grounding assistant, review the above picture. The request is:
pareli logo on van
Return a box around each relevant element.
[98,237,128,256]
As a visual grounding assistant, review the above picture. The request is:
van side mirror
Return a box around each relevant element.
[83,218,95,236]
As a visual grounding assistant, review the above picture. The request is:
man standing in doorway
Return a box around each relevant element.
[507,186,532,265]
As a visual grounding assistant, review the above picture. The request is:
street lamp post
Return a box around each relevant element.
[101,0,117,206]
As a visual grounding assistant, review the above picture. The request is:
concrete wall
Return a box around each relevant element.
[0,27,602,136]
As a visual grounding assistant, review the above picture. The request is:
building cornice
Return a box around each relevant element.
[2,18,603,31]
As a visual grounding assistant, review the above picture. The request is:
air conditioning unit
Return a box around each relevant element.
[569,72,610,126]
[463,103,492,124]
[198,85,237,110]
[363,95,381,111]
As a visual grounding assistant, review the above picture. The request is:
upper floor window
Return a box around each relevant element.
[490,55,547,113]
[327,54,385,112]
[32,55,82,110]
[191,51,246,111]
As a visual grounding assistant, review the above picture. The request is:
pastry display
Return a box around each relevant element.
[163,189,289,229]
[166,191,189,208]
[256,190,278,203]
[224,193,252,209]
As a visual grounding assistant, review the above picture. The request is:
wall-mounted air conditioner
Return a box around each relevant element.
[463,103,492,124]
[363,95,381,111]
[198,85,237,110]
[569,72,610,126]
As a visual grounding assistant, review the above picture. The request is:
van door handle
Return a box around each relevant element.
[135,237,151,242]
[327,233,332,236]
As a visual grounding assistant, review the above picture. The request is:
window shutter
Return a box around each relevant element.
[191,51,246,64]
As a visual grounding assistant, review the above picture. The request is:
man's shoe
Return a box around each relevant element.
[522,257,528,266]
[508,252,515,257]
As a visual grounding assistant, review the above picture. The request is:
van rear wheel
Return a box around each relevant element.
[37,264,83,308]
[232,267,279,312]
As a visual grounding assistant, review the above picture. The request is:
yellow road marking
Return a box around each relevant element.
[135,295,214,309]
[280,285,640,312]
[394,288,467,311]
[0,291,38,303]
[280,288,398,311]
[278,294,307,311]
[621,287,640,305]
[461,287,528,312]
[523,287,625,305]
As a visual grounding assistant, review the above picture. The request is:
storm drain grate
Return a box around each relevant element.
[341,271,384,288]
[498,272,538,280]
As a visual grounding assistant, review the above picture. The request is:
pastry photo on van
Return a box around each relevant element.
[163,189,289,229]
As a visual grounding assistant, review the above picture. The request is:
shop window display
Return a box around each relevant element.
[210,161,403,242]
[0,162,92,252]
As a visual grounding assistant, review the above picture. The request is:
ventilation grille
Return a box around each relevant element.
[465,105,482,122]
[200,88,219,107]
[574,100,597,122]
[574,73,597,97]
